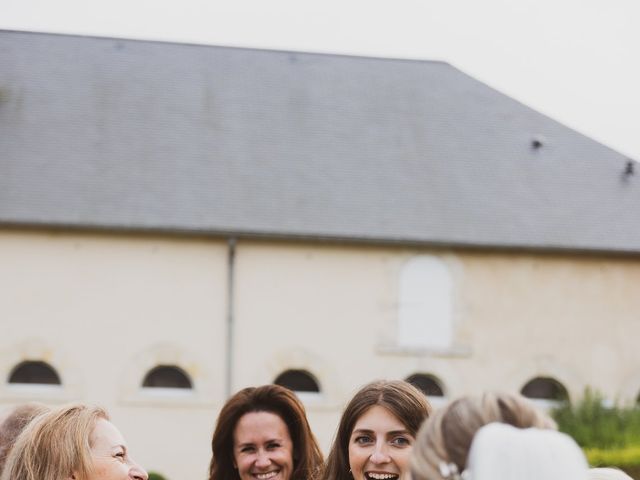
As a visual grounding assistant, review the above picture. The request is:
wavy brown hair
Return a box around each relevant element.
[208,384,323,480]
[323,380,432,480]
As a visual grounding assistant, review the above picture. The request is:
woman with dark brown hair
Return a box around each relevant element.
[323,380,431,480]
[208,384,323,480]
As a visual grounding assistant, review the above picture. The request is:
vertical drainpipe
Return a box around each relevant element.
[225,237,236,398]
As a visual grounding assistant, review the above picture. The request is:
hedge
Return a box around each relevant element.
[552,389,640,449]
[585,447,640,477]
[552,388,640,476]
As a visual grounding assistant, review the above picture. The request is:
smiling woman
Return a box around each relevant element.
[0,403,147,480]
[233,411,293,480]
[208,385,324,480]
[323,380,432,480]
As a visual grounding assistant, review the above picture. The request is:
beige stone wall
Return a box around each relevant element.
[0,230,228,479]
[2,229,640,478]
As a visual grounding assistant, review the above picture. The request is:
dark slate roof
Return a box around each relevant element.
[1,30,638,253]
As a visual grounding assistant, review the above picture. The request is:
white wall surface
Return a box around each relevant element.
[0,230,228,479]
[3,230,640,477]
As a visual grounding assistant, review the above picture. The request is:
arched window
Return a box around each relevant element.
[397,256,453,350]
[406,373,445,397]
[8,361,61,385]
[520,377,568,401]
[142,365,192,389]
[274,369,320,393]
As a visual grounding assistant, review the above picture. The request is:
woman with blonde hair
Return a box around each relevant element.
[410,392,555,480]
[1,403,147,480]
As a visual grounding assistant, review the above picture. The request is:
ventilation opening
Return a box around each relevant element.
[8,361,61,385]
[274,369,320,393]
[521,377,568,401]
[142,365,192,389]
[406,373,445,397]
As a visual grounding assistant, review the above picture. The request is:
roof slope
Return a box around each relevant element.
[1,30,638,253]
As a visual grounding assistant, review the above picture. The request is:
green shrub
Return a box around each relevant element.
[148,473,167,480]
[552,388,640,449]
[585,447,640,478]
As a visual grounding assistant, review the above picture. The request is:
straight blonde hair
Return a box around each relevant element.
[0,404,108,480]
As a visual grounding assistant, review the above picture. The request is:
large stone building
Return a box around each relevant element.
[1,30,639,479]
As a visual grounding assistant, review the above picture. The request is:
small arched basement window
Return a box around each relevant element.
[521,377,568,402]
[8,361,61,385]
[274,369,320,393]
[406,373,445,397]
[142,365,192,389]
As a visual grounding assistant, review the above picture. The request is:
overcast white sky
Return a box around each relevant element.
[2,0,638,160]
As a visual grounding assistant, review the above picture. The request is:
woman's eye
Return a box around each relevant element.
[115,452,126,461]
[390,436,411,447]
[267,443,281,450]
[354,435,373,445]
[240,447,255,454]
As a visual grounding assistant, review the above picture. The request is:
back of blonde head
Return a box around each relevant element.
[410,392,556,480]
[0,403,108,480]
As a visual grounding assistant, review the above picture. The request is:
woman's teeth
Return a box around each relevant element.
[366,473,398,480]
[255,472,278,480]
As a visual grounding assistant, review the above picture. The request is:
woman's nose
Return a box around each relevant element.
[370,444,391,464]
[129,461,148,480]
[255,451,272,468]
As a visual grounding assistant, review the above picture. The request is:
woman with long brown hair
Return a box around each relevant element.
[323,380,431,480]
[209,384,323,480]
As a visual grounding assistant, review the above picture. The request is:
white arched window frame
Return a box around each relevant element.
[397,255,454,350]
[1,348,78,403]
